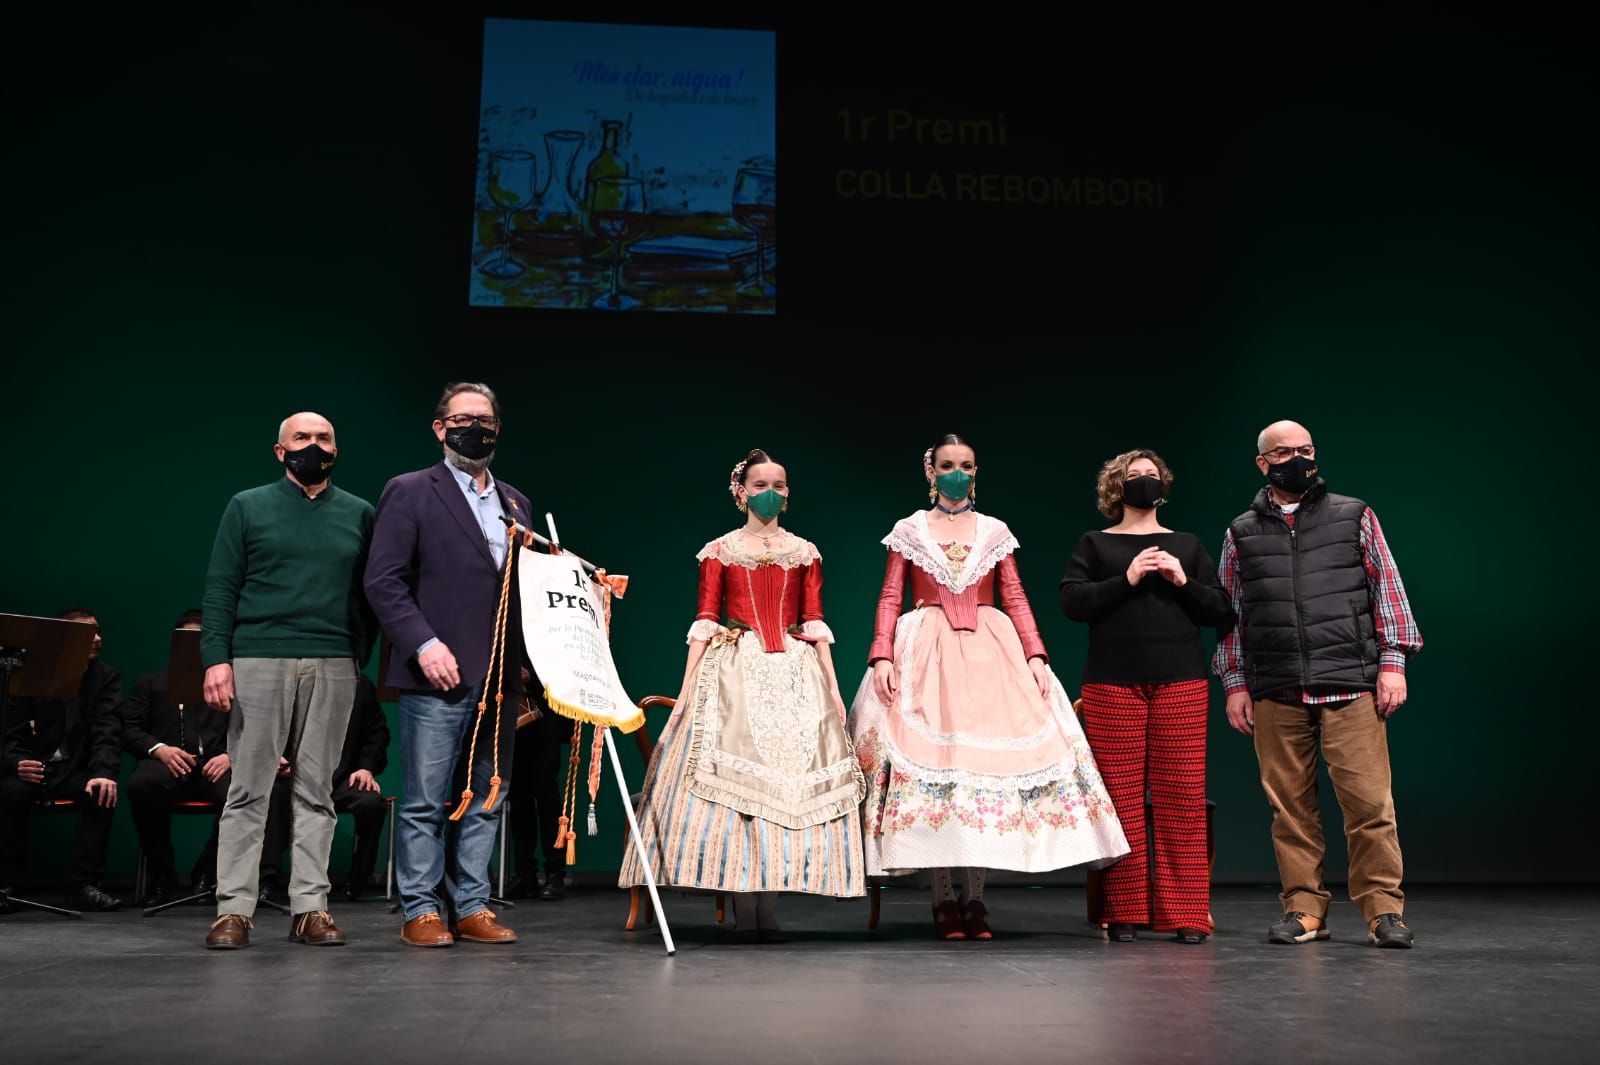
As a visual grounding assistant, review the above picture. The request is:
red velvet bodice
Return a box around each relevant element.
[696,557,825,654]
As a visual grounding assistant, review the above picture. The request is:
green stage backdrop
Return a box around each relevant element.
[2,9,1594,886]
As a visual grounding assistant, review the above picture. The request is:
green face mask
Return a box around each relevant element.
[935,470,972,500]
[746,488,785,521]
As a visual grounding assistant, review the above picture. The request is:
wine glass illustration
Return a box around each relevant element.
[732,167,776,299]
[480,149,536,279]
[589,175,646,310]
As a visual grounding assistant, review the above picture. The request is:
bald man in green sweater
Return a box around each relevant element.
[200,411,375,950]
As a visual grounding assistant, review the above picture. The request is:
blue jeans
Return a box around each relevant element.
[397,684,515,922]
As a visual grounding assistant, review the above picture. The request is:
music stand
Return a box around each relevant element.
[0,613,96,919]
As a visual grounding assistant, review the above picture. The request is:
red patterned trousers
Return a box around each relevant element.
[1080,680,1211,932]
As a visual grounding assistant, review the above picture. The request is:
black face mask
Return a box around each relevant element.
[1122,475,1166,511]
[1266,454,1318,494]
[445,423,497,460]
[281,444,335,485]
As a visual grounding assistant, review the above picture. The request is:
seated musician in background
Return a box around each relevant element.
[261,676,390,902]
[123,609,232,906]
[0,607,124,912]
[507,681,568,901]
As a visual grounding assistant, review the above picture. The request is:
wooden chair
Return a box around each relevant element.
[1073,698,1215,928]
[624,695,727,931]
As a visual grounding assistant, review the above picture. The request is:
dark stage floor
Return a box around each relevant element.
[2,885,1595,1065]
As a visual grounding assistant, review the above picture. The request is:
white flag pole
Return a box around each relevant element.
[605,726,675,956]
[543,512,676,957]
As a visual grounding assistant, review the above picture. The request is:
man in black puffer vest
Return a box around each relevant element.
[1213,421,1423,949]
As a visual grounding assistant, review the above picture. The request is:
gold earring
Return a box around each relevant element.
[928,483,937,503]
[970,482,976,503]
[779,498,788,513]
[737,498,747,513]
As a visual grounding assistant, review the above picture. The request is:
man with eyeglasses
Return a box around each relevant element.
[1213,420,1422,949]
[364,382,533,948]
[201,412,376,949]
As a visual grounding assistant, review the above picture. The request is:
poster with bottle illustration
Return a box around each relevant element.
[470,18,777,315]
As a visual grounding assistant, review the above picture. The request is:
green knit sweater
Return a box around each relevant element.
[201,477,375,667]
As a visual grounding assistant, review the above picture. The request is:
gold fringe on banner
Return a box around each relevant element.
[542,688,645,734]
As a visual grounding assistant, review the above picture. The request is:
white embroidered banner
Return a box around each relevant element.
[517,547,644,733]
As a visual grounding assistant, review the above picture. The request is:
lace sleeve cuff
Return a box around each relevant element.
[686,618,722,644]
[800,620,836,644]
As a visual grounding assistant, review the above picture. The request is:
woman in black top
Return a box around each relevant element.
[1060,449,1231,944]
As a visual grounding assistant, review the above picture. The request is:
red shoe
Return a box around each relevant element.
[933,900,966,940]
[963,900,993,941]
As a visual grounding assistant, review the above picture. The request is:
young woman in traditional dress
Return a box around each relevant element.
[850,434,1128,940]
[620,449,865,942]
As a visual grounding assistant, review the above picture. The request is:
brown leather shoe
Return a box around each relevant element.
[401,913,454,948]
[206,914,252,950]
[289,909,346,946]
[453,909,517,943]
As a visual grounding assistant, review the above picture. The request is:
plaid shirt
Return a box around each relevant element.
[1213,505,1422,704]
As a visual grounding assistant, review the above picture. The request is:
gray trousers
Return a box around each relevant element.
[215,657,358,917]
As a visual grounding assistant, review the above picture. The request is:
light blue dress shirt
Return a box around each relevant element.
[417,463,508,658]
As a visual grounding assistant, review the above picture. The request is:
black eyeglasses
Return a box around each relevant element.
[442,414,501,431]
[1261,445,1315,461]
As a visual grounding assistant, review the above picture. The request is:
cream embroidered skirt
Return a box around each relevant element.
[620,631,867,897]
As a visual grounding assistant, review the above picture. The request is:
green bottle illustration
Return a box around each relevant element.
[584,120,628,223]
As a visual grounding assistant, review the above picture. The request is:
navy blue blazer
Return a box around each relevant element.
[364,461,533,695]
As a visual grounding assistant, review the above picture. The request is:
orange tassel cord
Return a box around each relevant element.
[450,525,518,821]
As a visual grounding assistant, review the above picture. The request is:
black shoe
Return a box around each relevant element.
[505,873,538,900]
[343,882,364,903]
[538,874,565,901]
[68,884,122,912]
[1368,913,1414,949]
[143,871,180,908]
[1174,928,1209,944]
[0,887,14,914]
[1107,923,1137,942]
[1268,911,1329,944]
[191,868,217,896]
[258,874,284,905]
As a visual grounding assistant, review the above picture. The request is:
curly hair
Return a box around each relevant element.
[1096,449,1174,520]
